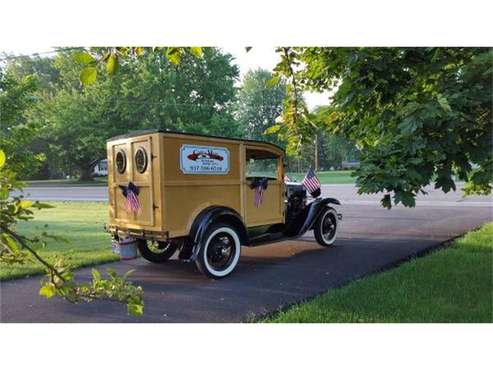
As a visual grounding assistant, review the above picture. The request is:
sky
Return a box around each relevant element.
[1,46,330,110]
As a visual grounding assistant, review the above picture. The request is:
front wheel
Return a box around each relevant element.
[137,239,178,263]
[314,207,338,247]
[195,223,241,279]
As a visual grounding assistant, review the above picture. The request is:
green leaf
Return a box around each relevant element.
[265,124,281,134]
[74,51,95,65]
[166,48,182,65]
[0,149,5,168]
[189,47,203,58]
[91,268,101,281]
[1,233,19,252]
[80,67,97,85]
[127,303,144,316]
[39,284,56,299]
[381,194,391,209]
[266,75,281,88]
[32,201,54,209]
[398,117,418,135]
[437,94,451,112]
[106,54,119,74]
[19,200,33,209]
[106,268,117,279]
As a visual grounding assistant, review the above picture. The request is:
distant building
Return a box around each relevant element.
[92,159,108,176]
[341,161,360,169]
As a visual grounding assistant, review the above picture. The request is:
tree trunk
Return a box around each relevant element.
[79,166,93,181]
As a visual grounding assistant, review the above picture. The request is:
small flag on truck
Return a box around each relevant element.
[119,182,141,213]
[302,168,321,198]
[249,177,269,208]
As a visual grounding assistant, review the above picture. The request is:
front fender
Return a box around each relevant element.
[298,197,341,236]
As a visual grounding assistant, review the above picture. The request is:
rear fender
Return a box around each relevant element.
[187,206,248,261]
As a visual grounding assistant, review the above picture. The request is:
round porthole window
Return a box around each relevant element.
[115,150,127,174]
[135,147,148,173]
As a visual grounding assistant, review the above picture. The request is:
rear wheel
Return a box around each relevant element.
[314,207,338,247]
[195,223,241,279]
[137,239,178,263]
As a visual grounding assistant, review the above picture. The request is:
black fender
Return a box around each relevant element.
[187,206,248,261]
[297,197,341,236]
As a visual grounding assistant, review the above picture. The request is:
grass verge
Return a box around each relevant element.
[265,222,493,323]
[0,201,117,281]
[287,170,355,184]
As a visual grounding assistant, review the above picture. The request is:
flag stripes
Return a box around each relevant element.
[254,185,265,208]
[302,168,321,195]
[124,190,141,213]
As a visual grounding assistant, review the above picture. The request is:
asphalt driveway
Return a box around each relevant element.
[1,201,491,323]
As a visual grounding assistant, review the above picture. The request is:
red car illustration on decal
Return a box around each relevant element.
[187,150,224,161]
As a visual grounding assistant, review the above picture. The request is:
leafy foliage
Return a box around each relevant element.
[235,68,286,144]
[74,47,205,84]
[0,148,143,315]
[10,47,239,180]
[273,47,493,207]
[0,69,45,174]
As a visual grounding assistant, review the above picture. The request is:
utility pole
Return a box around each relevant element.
[314,133,319,171]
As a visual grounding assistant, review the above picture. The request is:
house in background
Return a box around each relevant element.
[91,159,108,177]
[341,160,360,169]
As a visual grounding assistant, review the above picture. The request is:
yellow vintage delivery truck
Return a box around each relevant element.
[106,130,341,278]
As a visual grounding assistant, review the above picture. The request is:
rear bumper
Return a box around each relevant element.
[105,224,170,241]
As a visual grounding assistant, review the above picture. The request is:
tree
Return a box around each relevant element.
[116,48,240,135]
[30,51,128,180]
[235,68,286,143]
[0,75,143,315]
[30,47,240,180]
[273,47,493,207]
[0,68,45,175]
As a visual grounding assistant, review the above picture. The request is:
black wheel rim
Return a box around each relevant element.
[147,241,172,255]
[206,233,235,271]
[322,212,336,241]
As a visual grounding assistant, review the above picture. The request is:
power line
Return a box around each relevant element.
[0,47,83,62]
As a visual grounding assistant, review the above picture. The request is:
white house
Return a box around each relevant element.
[92,159,108,176]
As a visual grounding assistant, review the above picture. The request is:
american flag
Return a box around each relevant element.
[254,185,265,208]
[302,168,321,197]
[124,189,141,213]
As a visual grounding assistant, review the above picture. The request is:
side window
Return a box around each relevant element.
[245,149,279,180]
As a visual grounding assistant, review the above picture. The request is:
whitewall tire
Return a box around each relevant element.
[314,207,338,247]
[195,223,241,279]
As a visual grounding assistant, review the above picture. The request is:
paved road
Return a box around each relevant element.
[1,197,491,322]
[13,184,493,206]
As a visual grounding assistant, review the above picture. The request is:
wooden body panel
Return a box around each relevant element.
[107,131,285,240]
[107,133,162,232]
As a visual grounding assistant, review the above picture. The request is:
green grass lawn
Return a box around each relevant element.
[287,170,355,184]
[25,177,108,187]
[266,222,493,323]
[0,201,117,281]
